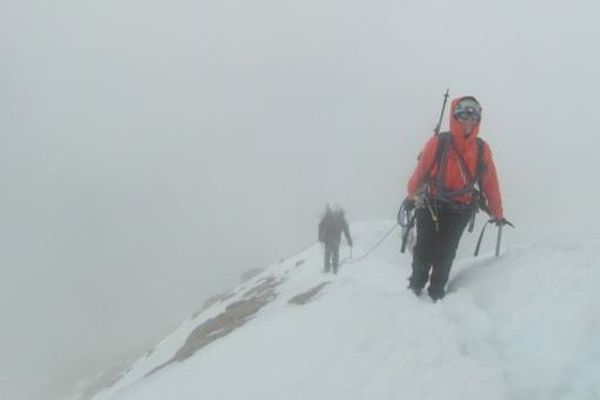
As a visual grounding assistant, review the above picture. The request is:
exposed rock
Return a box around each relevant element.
[146,276,281,377]
[243,276,278,298]
[194,290,238,318]
[288,283,329,305]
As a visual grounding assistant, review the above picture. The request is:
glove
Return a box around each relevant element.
[404,197,416,212]
[493,217,514,228]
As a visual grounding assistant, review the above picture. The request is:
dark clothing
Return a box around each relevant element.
[319,211,352,247]
[324,242,340,274]
[319,211,352,273]
[409,205,471,299]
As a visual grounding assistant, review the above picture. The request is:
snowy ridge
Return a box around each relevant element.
[92,220,600,400]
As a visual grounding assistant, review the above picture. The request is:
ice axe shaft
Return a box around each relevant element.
[495,224,503,257]
[434,89,450,136]
[494,219,515,257]
[473,221,488,257]
[475,219,513,257]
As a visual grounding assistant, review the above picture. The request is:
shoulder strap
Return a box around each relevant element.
[432,133,489,203]
[476,138,486,177]
[451,141,475,183]
[435,131,452,190]
[451,137,487,185]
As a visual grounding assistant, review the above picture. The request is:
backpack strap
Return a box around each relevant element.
[475,137,487,181]
[430,133,487,208]
[434,131,452,193]
[451,140,475,183]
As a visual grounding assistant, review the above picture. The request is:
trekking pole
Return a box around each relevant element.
[495,224,503,257]
[475,218,515,257]
[474,220,491,257]
[495,219,514,257]
[434,88,450,136]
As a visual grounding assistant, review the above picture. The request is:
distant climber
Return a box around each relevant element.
[318,203,353,274]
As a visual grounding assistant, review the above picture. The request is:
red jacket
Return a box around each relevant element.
[407,97,504,219]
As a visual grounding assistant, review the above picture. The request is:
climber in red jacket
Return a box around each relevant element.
[405,96,506,300]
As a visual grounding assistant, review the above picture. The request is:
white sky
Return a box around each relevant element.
[1,0,599,399]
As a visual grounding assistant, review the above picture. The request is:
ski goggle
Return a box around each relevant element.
[455,111,481,122]
[453,97,481,121]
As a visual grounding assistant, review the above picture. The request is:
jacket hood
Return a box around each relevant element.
[449,96,481,146]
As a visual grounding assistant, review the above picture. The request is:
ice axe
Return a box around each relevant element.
[434,88,450,136]
[474,218,514,257]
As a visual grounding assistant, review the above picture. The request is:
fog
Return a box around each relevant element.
[1,0,599,399]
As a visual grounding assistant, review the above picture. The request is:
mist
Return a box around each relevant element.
[1,0,599,399]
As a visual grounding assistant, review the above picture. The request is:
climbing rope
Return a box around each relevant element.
[342,223,398,264]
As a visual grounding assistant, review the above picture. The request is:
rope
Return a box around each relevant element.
[343,224,398,264]
[397,198,417,251]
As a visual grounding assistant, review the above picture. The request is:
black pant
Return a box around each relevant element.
[409,206,470,299]
[324,241,340,273]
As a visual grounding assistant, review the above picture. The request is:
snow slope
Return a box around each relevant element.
[91,220,600,400]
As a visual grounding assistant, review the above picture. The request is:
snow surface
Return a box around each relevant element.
[92,220,600,400]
